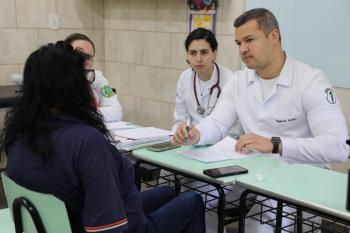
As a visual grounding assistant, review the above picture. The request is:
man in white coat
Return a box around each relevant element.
[172,8,349,232]
[65,33,123,122]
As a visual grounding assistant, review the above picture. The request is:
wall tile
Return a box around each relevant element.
[116,30,142,64]
[18,64,25,74]
[154,68,181,103]
[38,29,105,61]
[156,0,188,33]
[94,61,105,73]
[88,30,105,61]
[16,0,55,28]
[168,103,175,126]
[214,1,223,35]
[57,0,93,28]
[136,98,172,129]
[93,0,104,28]
[0,29,37,64]
[118,66,176,129]
[118,94,139,123]
[129,0,156,31]
[104,29,118,62]
[222,0,245,35]
[128,65,156,99]
[170,33,188,70]
[104,0,129,30]
[142,32,171,67]
[0,0,16,27]
[119,95,173,129]
[216,35,240,71]
[105,62,129,95]
[38,29,77,45]
[0,65,19,86]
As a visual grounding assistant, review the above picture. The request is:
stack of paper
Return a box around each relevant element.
[178,136,258,162]
[105,121,134,131]
[112,127,173,151]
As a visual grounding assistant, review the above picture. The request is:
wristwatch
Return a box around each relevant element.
[271,137,281,154]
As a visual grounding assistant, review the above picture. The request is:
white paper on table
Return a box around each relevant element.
[178,136,257,162]
[112,127,173,140]
[105,121,133,131]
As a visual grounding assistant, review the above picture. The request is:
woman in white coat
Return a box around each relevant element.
[65,33,123,123]
[172,28,235,132]
[172,28,243,233]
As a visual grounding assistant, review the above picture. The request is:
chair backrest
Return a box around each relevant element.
[0,208,15,233]
[1,172,72,233]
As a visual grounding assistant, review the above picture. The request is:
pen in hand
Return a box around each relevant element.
[185,115,191,141]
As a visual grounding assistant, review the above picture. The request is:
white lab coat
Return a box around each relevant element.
[197,55,349,166]
[197,55,349,232]
[172,64,242,136]
[172,64,244,233]
[91,70,123,122]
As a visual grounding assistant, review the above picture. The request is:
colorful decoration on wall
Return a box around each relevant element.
[187,0,218,11]
[187,0,218,33]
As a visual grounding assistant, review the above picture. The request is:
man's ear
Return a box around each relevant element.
[270,28,280,45]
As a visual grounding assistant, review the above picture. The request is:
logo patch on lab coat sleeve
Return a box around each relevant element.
[101,85,115,98]
[325,88,336,104]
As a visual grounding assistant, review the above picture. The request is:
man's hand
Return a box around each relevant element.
[171,122,200,146]
[235,133,275,154]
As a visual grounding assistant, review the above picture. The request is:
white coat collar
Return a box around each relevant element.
[246,54,294,87]
[195,63,219,86]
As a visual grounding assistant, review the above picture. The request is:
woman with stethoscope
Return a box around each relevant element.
[171,28,243,233]
[172,28,236,132]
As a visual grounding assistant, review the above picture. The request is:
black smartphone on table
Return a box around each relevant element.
[203,165,248,178]
[146,141,180,152]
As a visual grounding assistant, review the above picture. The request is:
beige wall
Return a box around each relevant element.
[0,0,105,86]
[0,0,104,169]
[104,0,244,130]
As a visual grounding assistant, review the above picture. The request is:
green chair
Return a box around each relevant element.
[1,172,72,233]
[0,208,15,233]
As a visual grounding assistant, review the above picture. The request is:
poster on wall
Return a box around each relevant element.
[188,0,218,33]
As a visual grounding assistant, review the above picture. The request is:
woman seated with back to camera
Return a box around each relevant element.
[0,41,205,233]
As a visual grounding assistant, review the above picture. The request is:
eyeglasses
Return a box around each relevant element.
[85,69,95,83]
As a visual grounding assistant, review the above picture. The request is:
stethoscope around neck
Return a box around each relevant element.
[193,62,221,116]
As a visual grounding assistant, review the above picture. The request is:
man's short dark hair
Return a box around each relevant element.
[234,8,281,42]
[65,33,95,54]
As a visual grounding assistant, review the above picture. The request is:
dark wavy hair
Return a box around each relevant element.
[0,41,112,158]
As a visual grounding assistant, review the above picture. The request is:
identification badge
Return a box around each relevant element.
[101,85,115,98]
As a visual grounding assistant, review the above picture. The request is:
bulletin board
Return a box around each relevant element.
[188,0,218,33]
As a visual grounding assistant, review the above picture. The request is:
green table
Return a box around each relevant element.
[236,164,350,232]
[132,147,287,233]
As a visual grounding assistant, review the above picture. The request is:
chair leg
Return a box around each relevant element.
[13,197,47,233]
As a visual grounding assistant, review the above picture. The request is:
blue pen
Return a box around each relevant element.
[185,115,191,141]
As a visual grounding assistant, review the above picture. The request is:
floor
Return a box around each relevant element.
[227,222,239,233]
[0,174,7,209]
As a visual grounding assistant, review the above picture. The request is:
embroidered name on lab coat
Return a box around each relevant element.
[276,118,297,123]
